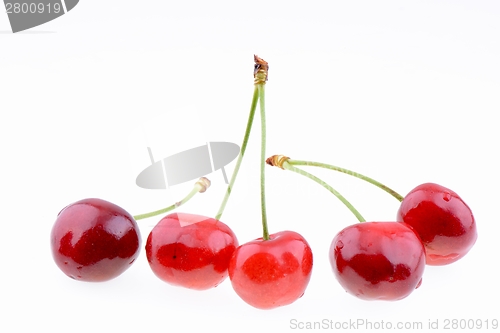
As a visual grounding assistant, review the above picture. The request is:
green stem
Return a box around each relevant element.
[282,161,366,223]
[258,83,269,240]
[134,178,210,221]
[287,159,404,202]
[215,86,259,220]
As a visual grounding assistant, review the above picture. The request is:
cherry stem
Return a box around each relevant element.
[258,83,269,240]
[215,56,266,221]
[267,157,365,223]
[254,55,270,240]
[287,159,404,202]
[134,177,211,221]
[214,85,259,221]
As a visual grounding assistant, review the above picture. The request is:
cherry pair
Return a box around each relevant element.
[266,156,477,301]
[146,55,311,309]
[329,182,477,300]
[146,213,312,309]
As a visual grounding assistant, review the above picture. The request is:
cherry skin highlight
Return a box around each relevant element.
[50,198,141,282]
[397,182,477,265]
[228,230,313,309]
[146,213,238,290]
[330,222,425,301]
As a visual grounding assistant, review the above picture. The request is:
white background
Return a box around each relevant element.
[1,1,499,332]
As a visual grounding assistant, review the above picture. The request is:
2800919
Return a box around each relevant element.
[5,2,62,14]
[443,319,498,330]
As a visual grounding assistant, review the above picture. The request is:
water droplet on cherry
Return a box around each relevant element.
[397,183,477,265]
[330,222,426,301]
[146,213,238,290]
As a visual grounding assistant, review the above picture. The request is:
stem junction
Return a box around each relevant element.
[266,155,366,223]
[215,55,271,243]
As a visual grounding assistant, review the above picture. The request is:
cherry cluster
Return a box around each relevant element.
[50,56,477,309]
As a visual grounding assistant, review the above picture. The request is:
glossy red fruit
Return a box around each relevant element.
[51,198,141,282]
[397,183,477,265]
[146,213,238,290]
[228,230,313,309]
[330,222,425,301]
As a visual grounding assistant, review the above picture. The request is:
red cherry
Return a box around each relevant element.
[50,198,141,282]
[330,222,425,301]
[228,230,313,309]
[145,213,238,290]
[397,183,477,265]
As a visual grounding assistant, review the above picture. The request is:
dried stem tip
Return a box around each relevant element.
[196,177,211,193]
[254,54,269,83]
[266,155,290,169]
